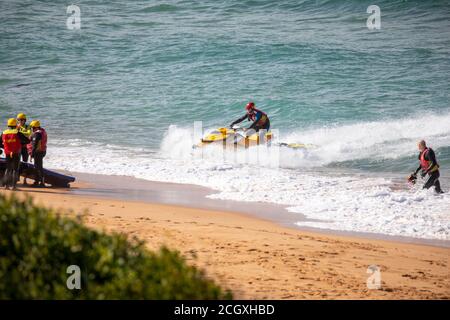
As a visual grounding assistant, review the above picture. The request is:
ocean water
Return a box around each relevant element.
[1,0,449,240]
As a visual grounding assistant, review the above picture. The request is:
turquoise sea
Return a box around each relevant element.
[1,0,449,239]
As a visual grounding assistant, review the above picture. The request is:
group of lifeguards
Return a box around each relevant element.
[0,113,47,190]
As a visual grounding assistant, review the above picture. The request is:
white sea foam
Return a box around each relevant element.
[44,114,450,240]
[281,112,450,167]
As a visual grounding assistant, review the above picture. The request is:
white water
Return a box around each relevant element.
[44,113,450,240]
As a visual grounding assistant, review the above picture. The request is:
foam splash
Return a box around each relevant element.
[282,112,450,166]
[160,112,450,169]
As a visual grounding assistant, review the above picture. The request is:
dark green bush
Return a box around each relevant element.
[0,194,232,299]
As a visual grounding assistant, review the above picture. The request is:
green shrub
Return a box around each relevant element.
[0,194,232,299]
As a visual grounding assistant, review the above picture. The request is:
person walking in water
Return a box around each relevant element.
[0,118,30,190]
[28,120,48,187]
[410,140,444,193]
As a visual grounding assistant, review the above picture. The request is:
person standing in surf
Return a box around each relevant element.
[410,140,444,193]
[230,102,270,132]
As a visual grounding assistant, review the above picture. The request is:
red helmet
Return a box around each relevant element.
[245,102,255,111]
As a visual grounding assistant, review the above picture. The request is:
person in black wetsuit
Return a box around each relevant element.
[411,140,444,193]
[28,120,48,187]
[230,102,270,132]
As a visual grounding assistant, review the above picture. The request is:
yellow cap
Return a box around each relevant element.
[30,120,41,128]
[7,118,17,127]
[17,113,27,120]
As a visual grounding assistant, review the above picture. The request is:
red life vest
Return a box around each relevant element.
[27,128,47,155]
[419,148,438,172]
[39,128,47,152]
[2,128,22,156]
[248,108,268,126]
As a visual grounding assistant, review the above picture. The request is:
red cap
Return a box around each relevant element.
[245,102,255,111]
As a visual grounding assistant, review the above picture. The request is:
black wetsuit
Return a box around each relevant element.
[18,125,31,162]
[20,146,29,162]
[230,111,270,132]
[30,131,46,185]
[0,131,29,188]
[414,148,443,193]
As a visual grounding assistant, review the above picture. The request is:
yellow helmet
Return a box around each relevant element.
[16,113,27,120]
[30,120,41,128]
[7,118,17,127]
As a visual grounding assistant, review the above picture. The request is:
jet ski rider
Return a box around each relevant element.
[230,102,270,132]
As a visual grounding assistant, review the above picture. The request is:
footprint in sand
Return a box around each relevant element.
[402,274,418,279]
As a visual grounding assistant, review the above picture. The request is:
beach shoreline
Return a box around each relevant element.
[1,172,448,299]
[58,170,450,248]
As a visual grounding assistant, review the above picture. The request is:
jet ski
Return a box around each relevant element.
[194,126,316,150]
[0,158,76,187]
[275,142,317,150]
[194,126,272,149]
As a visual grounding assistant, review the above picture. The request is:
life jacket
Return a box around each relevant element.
[17,124,32,139]
[27,128,47,155]
[2,128,22,156]
[419,148,439,173]
[248,108,268,126]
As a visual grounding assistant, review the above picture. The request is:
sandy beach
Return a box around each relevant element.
[1,173,448,300]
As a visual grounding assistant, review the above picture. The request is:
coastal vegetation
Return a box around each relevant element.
[0,194,231,299]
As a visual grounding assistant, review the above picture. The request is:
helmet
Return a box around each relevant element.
[7,118,17,127]
[245,102,255,111]
[17,113,27,120]
[30,120,41,128]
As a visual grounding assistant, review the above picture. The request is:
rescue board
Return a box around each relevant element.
[0,158,75,188]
